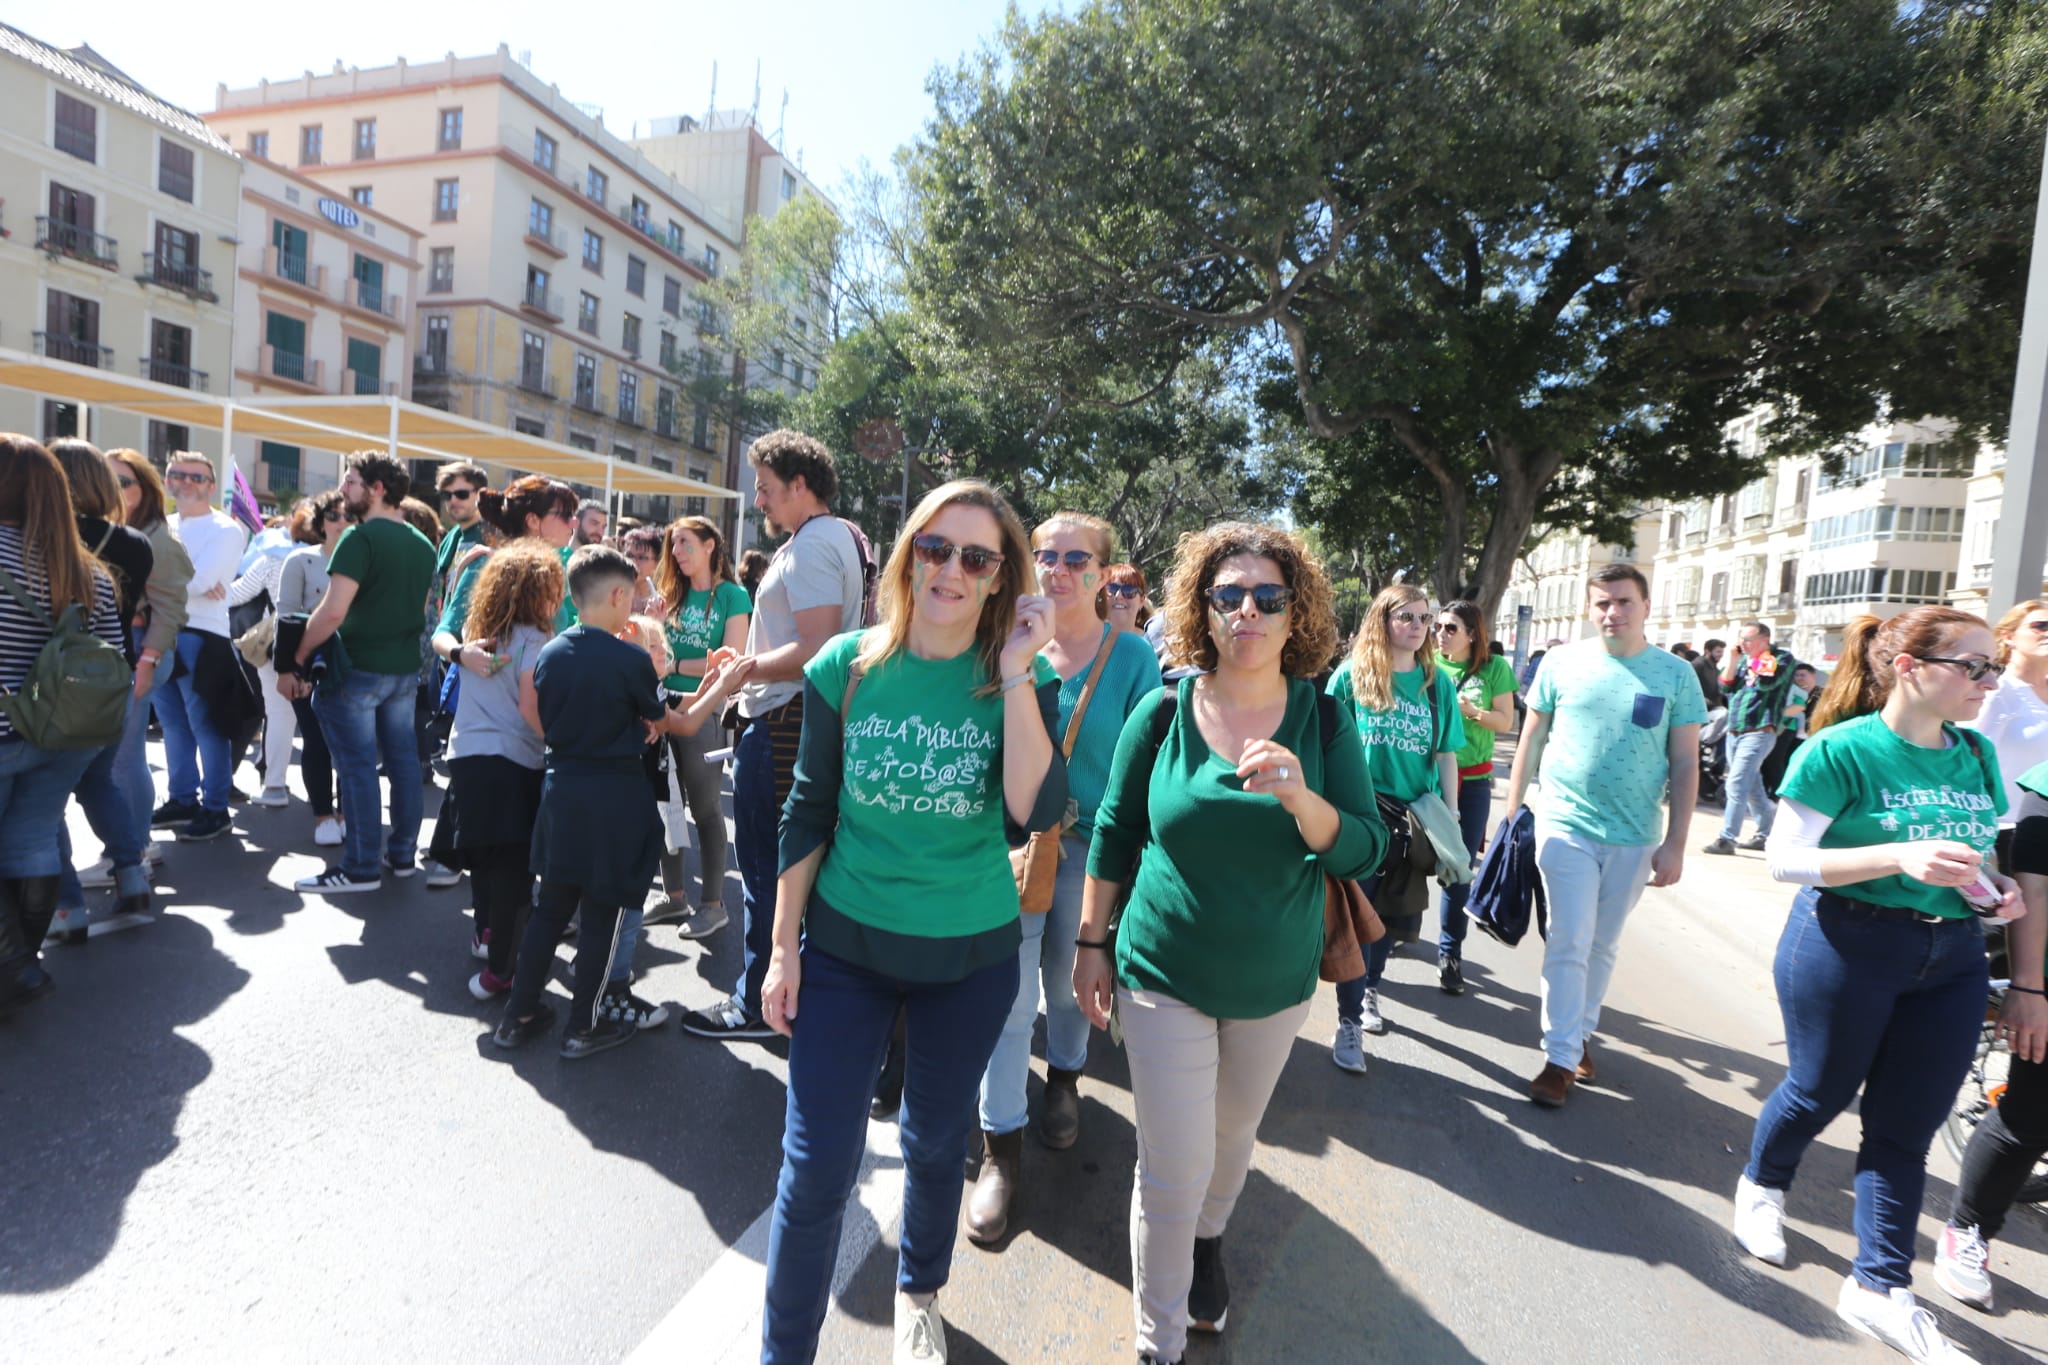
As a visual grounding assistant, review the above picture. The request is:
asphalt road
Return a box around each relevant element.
[5,745,2048,1364]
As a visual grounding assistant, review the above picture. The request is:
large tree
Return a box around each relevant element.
[914,0,2048,609]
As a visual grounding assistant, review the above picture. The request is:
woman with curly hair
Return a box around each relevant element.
[443,541,565,1001]
[1074,522,1384,1363]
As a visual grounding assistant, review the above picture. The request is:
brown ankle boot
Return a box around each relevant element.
[1039,1066,1082,1150]
[965,1128,1021,1244]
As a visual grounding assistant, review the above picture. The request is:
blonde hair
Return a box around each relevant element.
[1992,599,2048,666]
[853,479,1037,696]
[1348,584,1436,712]
[1155,522,1339,677]
[623,613,674,675]
[1033,511,1117,621]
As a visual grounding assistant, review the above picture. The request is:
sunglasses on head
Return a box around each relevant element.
[1205,583,1294,615]
[1104,582,1142,599]
[1919,656,2005,682]
[912,534,1004,578]
[1031,548,1095,570]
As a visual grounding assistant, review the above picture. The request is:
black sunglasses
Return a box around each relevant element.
[912,534,1004,578]
[322,510,345,522]
[1103,582,1142,599]
[1435,620,1464,634]
[1919,656,2005,683]
[1205,583,1294,615]
[1032,548,1096,570]
[443,487,477,501]
[114,474,137,489]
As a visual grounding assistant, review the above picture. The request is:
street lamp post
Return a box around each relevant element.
[1990,128,2048,613]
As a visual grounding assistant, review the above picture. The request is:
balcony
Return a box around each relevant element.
[262,345,323,390]
[33,331,111,368]
[345,278,396,320]
[571,387,601,414]
[265,246,328,298]
[1730,594,1762,615]
[138,253,216,301]
[524,223,566,258]
[345,370,395,397]
[1769,591,1797,612]
[1684,531,1706,549]
[141,357,208,391]
[655,411,680,440]
[1676,598,1700,615]
[516,368,557,399]
[415,349,451,376]
[1743,512,1770,532]
[521,284,562,321]
[35,217,119,270]
[617,398,642,427]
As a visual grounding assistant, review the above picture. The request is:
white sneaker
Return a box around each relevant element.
[255,787,290,808]
[1836,1277,1974,1363]
[314,817,345,847]
[1360,987,1386,1035]
[1732,1174,1788,1267]
[1331,1018,1368,1074]
[79,857,118,890]
[1934,1224,1995,1311]
[424,861,464,889]
[143,841,167,869]
[894,1295,947,1365]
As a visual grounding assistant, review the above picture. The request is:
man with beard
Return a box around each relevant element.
[680,430,864,1040]
[285,452,436,894]
[571,499,609,549]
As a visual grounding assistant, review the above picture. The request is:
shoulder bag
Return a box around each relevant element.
[1011,625,1116,913]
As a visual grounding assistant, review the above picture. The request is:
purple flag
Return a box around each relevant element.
[228,462,265,536]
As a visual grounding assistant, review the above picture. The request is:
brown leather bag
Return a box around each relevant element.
[1319,874,1387,984]
[1012,625,1116,913]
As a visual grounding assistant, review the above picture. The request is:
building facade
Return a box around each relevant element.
[208,48,742,527]
[0,23,237,462]
[1493,511,1660,654]
[230,157,422,502]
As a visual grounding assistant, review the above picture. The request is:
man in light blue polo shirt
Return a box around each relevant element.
[1505,563,1706,1108]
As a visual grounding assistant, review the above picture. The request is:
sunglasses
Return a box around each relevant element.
[114,474,137,489]
[443,487,477,501]
[1031,548,1096,571]
[912,534,1004,578]
[322,510,345,523]
[1919,656,2005,683]
[1104,583,1142,599]
[1389,610,1432,628]
[1205,583,1294,615]
[166,470,213,484]
[1434,620,1464,634]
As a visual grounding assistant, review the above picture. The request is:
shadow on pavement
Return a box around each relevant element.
[0,913,249,1292]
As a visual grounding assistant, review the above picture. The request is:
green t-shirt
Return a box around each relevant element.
[663,580,752,692]
[1780,712,2007,920]
[804,632,1059,938]
[1088,677,1387,1019]
[1326,660,1464,804]
[326,516,435,676]
[1438,651,1517,775]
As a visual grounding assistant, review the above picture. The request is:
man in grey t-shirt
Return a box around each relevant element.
[681,430,863,1040]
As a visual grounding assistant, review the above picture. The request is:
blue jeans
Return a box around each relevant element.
[1720,728,1778,841]
[1335,869,1389,1019]
[1534,821,1655,1067]
[1437,777,1491,957]
[58,692,150,909]
[609,905,642,986]
[0,738,100,877]
[763,947,1018,1364]
[979,831,1090,1134]
[733,698,802,1018]
[153,629,232,812]
[312,669,423,879]
[1746,888,1988,1291]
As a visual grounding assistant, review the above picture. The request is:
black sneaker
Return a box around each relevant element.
[678,996,777,1039]
[1189,1234,1229,1332]
[560,1013,637,1059]
[176,808,234,842]
[600,986,670,1030]
[493,1001,557,1049]
[150,799,202,829]
[676,902,730,941]
[1701,836,1737,855]
[1737,834,1770,852]
[1439,953,1465,996]
[295,866,382,895]
[381,854,419,879]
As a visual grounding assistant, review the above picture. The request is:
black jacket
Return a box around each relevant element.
[77,516,153,663]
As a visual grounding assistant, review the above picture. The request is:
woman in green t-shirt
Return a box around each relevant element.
[1074,522,1383,1364]
[1325,583,1463,1058]
[647,514,751,934]
[1735,607,2019,1361]
[756,479,1064,1364]
[1431,599,1517,996]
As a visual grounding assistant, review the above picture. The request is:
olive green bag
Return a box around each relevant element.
[0,558,132,750]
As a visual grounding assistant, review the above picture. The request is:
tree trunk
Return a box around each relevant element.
[1466,439,1568,619]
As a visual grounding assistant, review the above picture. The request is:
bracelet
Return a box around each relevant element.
[139,650,161,665]
[1074,936,1110,950]
[2010,984,2047,997]
[1001,670,1034,692]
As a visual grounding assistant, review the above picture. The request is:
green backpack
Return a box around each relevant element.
[0,558,133,750]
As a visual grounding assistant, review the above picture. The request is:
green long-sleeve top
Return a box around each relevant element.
[1088,675,1387,1019]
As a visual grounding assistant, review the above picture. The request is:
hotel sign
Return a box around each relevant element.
[317,198,361,230]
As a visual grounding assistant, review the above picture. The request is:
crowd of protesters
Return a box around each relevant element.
[6,424,2048,1365]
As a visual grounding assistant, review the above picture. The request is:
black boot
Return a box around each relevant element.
[0,878,53,1013]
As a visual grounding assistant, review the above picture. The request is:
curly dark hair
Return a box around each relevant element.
[477,475,576,539]
[289,488,350,545]
[345,450,411,505]
[746,428,837,504]
[1157,522,1339,677]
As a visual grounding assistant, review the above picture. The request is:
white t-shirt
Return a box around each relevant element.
[1968,675,2048,827]
[176,509,249,638]
[738,515,865,718]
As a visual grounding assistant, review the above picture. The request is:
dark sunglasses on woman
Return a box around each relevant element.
[1032,548,1096,570]
[912,534,1005,578]
[1919,656,2005,683]
[1104,583,1142,600]
[1204,583,1294,615]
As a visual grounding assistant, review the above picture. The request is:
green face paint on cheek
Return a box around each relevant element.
[1080,572,1098,592]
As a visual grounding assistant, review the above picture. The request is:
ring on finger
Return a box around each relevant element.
[1277,765,1289,782]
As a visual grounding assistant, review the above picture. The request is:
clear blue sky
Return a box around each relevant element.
[41,0,1057,192]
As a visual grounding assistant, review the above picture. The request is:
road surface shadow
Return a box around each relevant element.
[0,913,249,1291]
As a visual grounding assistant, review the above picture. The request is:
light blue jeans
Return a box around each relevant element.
[1719,728,1778,842]
[0,738,100,877]
[979,831,1091,1135]
[312,669,422,879]
[153,629,233,812]
[1533,821,1655,1068]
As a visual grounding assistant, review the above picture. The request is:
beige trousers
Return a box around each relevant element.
[1119,986,1310,1360]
